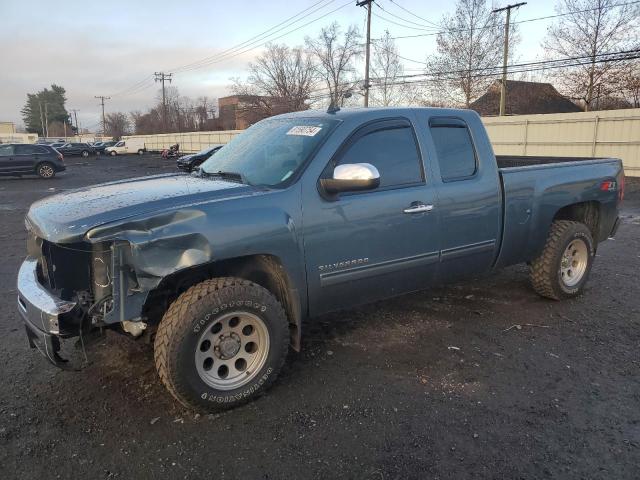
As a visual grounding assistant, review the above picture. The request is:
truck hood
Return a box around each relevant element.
[27,173,259,243]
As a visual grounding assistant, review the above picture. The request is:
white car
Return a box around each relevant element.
[104,139,146,156]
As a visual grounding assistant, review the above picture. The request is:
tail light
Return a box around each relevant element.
[58,153,64,162]
[599,180,617,191]
[619,175,625,202]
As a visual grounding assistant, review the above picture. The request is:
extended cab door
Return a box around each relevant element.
[302,117,440,316]
[417,114,502,280]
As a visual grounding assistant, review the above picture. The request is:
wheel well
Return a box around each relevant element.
[553,201,601,240]
[142,254,302,351]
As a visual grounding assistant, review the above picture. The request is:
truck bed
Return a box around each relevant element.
[494,155,623,270]
[496,155,610,169]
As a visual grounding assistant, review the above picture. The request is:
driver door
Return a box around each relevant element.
[302,118,440,316]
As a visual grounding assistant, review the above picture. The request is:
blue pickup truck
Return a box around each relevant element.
[17,107,624,411]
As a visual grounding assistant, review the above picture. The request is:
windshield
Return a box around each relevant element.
[201,117,339,187]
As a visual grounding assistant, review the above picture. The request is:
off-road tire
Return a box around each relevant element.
[36,162,56,179]
[154,277,289,412]
[530,220,595,300]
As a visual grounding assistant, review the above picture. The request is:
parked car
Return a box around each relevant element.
[104,139,146,156]
[93,141,117,155]
[0,143,65,178]
[50,142,66,148]
[57,142,95,157]
[17,107,624,412]
[176,144,223,172]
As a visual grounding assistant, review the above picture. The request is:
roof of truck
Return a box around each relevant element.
[271,106,479,122]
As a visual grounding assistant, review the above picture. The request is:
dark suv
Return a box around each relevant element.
[0,143,66,178]
[57,142,95,157]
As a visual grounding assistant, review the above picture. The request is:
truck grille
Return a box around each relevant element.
[39,240,92,300]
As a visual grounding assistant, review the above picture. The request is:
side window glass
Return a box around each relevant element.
[337,126,422,188]
[0,145,14,157]
[16,145,40,155]
[430,119,477,181]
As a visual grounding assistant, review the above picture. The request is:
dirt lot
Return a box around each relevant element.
[0,155,638,479]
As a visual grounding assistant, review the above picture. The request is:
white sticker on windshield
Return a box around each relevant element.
[286,126,322,137]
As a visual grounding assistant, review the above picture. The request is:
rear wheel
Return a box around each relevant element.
[154,277,289,411]
[36,162,55,179]
[530,220,595,300]
[81,150,89,157]
[137,149,145,155]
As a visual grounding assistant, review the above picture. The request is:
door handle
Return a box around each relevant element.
[403,203,434,214]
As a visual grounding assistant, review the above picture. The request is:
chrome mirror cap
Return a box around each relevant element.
[333,163,380,181]
[320,163,381,195]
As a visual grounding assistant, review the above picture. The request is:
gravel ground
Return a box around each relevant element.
[0,156,638,479]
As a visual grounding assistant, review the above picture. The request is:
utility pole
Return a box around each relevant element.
[70,109,80,138]
[44,103,49,138]
[357,0,374,107]
[38,102,45,138]
[154,72,172,131]
[493,2,526,116]
[95,95,111,137]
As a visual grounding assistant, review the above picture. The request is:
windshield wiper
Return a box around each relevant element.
[201,170,248,185]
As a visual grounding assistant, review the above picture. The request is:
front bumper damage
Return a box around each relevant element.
[17,257,81,368]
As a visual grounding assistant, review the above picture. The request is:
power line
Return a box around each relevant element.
[376,1,439,30]
[386,0,441,28]
[170,0,338,73]
[172,0,353,74]
[382,0,640,40]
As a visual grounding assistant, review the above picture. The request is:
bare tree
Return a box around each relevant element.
[104,112,131,140]
[543,0,640,111]
[233,43,316,111]
[369,31,419,106]
[426,0,515,108]
[305,22,362,107]
[621,61,640,107]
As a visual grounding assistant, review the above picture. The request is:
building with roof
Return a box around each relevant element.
[470,80,582,116]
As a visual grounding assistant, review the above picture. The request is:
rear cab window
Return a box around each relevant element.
[429,117,477,181]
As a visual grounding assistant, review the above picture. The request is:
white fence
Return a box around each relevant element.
[123,131,243,153]
[482,108,640,176]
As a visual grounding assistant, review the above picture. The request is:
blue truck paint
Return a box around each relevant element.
[18,107,623,363]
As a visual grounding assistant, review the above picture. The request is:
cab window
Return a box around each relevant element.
[334,120,423,189]
[429,118,477,181]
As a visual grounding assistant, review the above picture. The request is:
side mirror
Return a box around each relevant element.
[320,163,380,195]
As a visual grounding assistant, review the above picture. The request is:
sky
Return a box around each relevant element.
[0,0,558,131]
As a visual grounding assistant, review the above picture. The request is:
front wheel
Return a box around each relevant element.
[110,150,117,156]
[81,150,89,157]
[154,278,289,411]
[530,220,595,300]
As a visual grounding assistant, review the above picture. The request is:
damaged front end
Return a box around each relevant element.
[17,225,150,369]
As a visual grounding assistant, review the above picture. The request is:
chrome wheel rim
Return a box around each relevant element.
[82,151,88,157]
[39,165,54,178]
[560,238,588,287]
[195,311,270,390]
